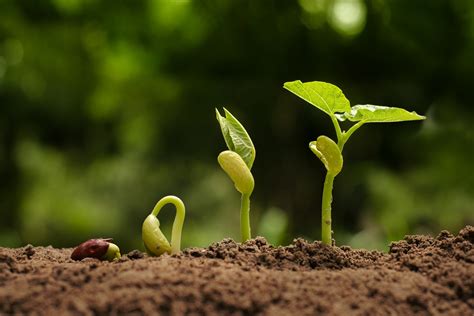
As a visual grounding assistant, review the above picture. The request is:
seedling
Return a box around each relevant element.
[216,108,256,242]
[284,80,425,245]
[142,195,186,256]
[71,238,121,261]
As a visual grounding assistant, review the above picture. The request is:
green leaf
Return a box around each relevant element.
[309,136,343,176]
[216,108,256,169]
[340,104,426,123]
[283,80,351,116]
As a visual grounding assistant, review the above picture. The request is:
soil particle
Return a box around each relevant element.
[126,250,145,260]
[0,226,472,315]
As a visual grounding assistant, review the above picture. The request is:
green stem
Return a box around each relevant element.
[151,195,186,254]
[321,118,363,245]
[330,115,343,143]
[240,193,251,242]
[321,173,335,245]
[339,120,365,151]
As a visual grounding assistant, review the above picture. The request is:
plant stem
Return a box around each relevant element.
[321,172,335,245]
[240,193,251,242]
[152,195,186,254]
[339,120,365,151]
[330,115,343,143]
[324,118,363,245]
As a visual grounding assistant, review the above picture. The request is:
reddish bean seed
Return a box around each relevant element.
[71,238,112,261]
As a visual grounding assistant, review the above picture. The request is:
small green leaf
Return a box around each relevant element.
[283,80,351,116]
[340,104,426,123]
[309,136,343,176]
[216,108,256,169]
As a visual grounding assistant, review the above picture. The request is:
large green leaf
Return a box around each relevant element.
[283,80,351,116]
[216,108,256,169]
[339,104,426,123]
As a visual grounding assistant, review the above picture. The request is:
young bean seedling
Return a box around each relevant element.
[216,108,256,242]
[283,80,425,245]
[142,195,186,256]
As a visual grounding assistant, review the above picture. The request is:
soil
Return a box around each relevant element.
[1,226,473,315]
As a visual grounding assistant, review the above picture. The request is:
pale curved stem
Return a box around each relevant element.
[151,195,186,254]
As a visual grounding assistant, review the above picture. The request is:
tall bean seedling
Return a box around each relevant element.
[284,80,425,245]
[216,108,256,242]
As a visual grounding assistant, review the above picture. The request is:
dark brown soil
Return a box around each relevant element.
[1,226,473,315]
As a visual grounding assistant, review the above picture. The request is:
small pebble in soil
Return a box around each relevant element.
[127,250,145,260]
[23,244,35,259]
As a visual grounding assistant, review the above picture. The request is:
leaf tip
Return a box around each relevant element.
[283,80,301,90]
[414,112,426,120]
[223,107,236,120]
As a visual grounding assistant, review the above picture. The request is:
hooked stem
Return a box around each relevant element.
[151,195,186,254]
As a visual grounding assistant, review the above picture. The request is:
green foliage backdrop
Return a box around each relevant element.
[0,0,473,251]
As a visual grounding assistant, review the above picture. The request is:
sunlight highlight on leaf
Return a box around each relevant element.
[341,104,426,123]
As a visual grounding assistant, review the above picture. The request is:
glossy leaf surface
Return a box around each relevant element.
[338,104,426,123]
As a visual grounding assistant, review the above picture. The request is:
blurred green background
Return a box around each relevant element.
[0,0,473,251]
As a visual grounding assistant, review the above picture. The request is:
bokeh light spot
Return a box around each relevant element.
[329,0,366,37]
[299,0,329,30]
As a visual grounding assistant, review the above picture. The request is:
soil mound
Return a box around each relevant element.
[182,236,384,270]
[1,226,473,315]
